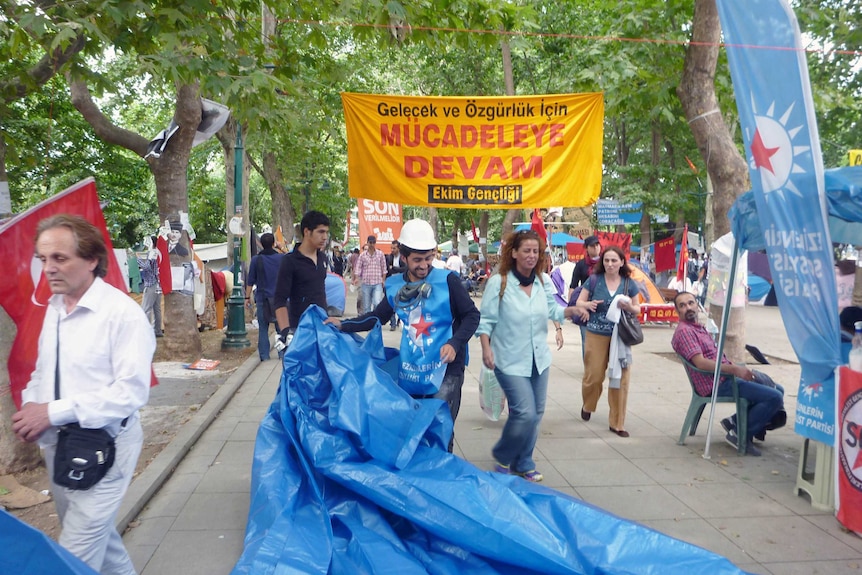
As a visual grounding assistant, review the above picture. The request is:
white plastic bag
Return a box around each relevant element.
[479,366,506,421]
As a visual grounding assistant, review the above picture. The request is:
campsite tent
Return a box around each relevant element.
[550,262,665,307]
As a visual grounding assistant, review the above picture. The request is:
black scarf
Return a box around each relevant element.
[512,267,536,286]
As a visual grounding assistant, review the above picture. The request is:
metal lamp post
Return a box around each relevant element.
[222,124,250,350]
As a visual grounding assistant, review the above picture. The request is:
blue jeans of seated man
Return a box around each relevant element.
[360,283,383,314]
[492,362,549,474]
[718,371,784,442]
[255,298,275,360]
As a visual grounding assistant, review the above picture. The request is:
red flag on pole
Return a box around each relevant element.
[471,219,479,243]
[654,237,676,273]
[0,178,155,408]
[676,224,689,282]
[531,208,548,244]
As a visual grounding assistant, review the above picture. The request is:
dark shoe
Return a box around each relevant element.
[754,430,766,442]
[766,409,787,431]
[389,323,397,331]
[609,427,630,438]
[720,417,736,436]
[724,432,739,450]
[493,462,510,475]
[745,441,762,457]
[155,332,164,338]
[581,408,591,421]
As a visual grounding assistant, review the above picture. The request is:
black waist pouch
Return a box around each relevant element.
[53,423,116,490]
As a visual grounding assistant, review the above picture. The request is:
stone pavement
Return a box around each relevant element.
[121,304,862,575]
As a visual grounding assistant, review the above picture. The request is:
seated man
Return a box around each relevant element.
[671,292,786,456]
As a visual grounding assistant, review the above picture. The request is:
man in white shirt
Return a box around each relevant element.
[446,249,463,275]
[12,214,155,575]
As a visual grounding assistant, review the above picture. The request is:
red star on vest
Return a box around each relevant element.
[751,129,780,174]
[411,314,433,337]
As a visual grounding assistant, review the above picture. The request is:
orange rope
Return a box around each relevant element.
[274,18,862,58]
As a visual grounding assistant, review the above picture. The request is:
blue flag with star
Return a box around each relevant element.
[717,0,841,444]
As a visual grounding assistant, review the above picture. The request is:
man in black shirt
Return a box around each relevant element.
[274,211,330,350]
[568,235,601,359]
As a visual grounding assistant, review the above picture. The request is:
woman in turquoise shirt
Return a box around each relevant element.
[477,230,579,482]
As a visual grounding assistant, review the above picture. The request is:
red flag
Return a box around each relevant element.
[531,208,548,244]
[0,178,155,408]
[566,242,585,263]
[471,219,479,243]
[595,231,631,261]
[654,237,676,273]
[156,235,172,294]
[676,224,689,282]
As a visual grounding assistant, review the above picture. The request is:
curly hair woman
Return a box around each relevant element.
[477,230,579,481]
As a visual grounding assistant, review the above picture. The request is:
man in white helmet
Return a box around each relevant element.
[326,219,480,452]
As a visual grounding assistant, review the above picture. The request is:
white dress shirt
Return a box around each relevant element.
[22,277,156,444]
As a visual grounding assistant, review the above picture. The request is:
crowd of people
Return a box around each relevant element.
[13,212,796,574]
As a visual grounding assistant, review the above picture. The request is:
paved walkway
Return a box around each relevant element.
[121,304,862,575]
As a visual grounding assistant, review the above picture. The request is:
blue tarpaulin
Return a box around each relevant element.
[232,306,753,575]
[0,509,98,575]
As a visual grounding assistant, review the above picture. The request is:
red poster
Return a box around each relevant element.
[596,231,631,261]
[837,366,862,533]
[356,199,402,255]
[654,236,676,273]
[0,178,152,408]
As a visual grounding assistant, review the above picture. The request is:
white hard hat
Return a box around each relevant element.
[398,219,437,251]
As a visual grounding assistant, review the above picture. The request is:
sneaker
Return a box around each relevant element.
[493,463,510,475]
[724,432,739,450]
[518,469,544,482]
[724,432,762,456]
[389,323,397,331]
[754,430,766,442]
[720,417,735,436]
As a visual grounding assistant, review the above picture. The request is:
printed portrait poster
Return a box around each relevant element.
[357,199,402,255]
[342,93,604,209]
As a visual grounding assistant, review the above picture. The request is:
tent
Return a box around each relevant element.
[550,263,665,308]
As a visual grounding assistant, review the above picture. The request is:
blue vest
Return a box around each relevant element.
[385,269,454,395]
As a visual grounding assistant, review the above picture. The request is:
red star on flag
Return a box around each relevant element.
[854,445,862,471]
[751,129,780,174]
[411,315,433,338]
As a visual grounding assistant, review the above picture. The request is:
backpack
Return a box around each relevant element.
[687,259,699,283]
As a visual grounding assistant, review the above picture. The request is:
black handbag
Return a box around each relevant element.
[617,279,644,346]
[52,320,117,490]
[53,423,116,490]
[618,311,644,346]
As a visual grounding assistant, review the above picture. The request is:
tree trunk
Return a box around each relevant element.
[69,77,202,355]
[261,151,296,243]
[678,0,749,363]
[500,36,521,236]
[0,308,41,474]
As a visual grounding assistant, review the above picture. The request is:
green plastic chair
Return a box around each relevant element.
[676,354,749,455]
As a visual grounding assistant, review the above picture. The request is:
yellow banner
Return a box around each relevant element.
[341,93,604,209]
[850,150,862,166]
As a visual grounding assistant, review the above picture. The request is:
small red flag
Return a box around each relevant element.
[676,225,689,282]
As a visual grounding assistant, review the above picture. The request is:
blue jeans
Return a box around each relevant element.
[718,371,784,442]
[492,362,549,473]
[255,299,275,360]
[361,283,383,314]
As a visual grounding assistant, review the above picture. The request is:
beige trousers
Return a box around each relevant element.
[582,331,631,431]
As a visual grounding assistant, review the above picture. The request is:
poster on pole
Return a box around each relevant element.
[356,199,402,254]
[342,93,604,209]
[717,0,841,443]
